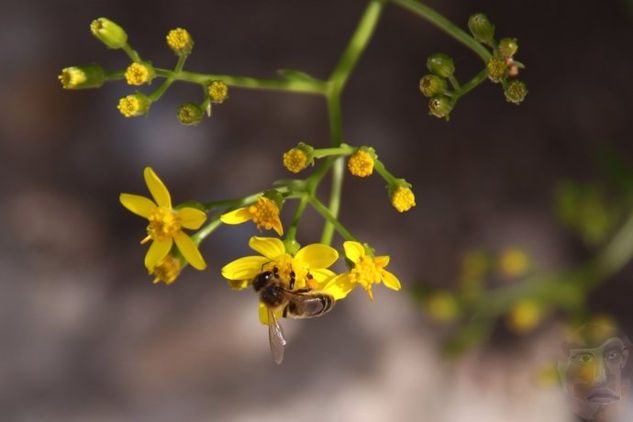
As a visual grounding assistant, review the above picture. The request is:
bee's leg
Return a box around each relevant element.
[289,270,296,290]
[282,305,289,318]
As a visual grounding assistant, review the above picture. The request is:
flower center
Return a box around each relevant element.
[248,198,280,232]
[262,254,309,290]
[151,255,182,285]
[283,148,308,173]
[146,207,181,241]
[347,151,374,177]
[349,256,381,287]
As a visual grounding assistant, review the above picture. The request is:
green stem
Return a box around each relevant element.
[155,68,327,95]
[312,145,355,159]
[201,190,282,212]
[373,159,398,184]
[454,69,488,99]
[122,44,142,62]
[390,0,491,63]
[309,196,356,242]
[149,55,187,102]
[286,195,309,243]
[191,216,222,244]
[329,0,387,92]
[320,91,344,244]
[104,70,125,81]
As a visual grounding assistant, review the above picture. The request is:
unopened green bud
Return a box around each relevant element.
[486,56,508,83]
[498,38,519,58]
[419,74,447,97]
[177,103,204,125]
[426,53,455,79]
[90,18,128,49]
[468,13,495,45]
[428,96,453,119]
[58,64,105,89]
[504,80,528,105]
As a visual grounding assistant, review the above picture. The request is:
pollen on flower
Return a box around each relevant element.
[117,93,150,117]
[151,254,182,285]
[391,187,416,212]
[125,62,151,85]
[283,148,309,173]
[347,151,374,177]
[349,256,381,300]
[144,207,181,242]
[208,80,229,103]
[59,67,86,88]
[248,197,281,233]
[166,28,193,55]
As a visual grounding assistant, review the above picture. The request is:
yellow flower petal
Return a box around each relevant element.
[343,241,365,263]
[249,236,285,260]
[220,207,252,224]
[294,244,339,269]
[381,269,401,291]
[120,193,156,218]
[309,268,336,285]
[258,302,284,325]
[321,273,355,300]
[374,255,390,268]
[221,256,270,280]
[174,231,206,270]
[272,219,284,236]
[227,279,251,290]
[145,238,173,270]
[144,167,172,208]
[178,207,207,230]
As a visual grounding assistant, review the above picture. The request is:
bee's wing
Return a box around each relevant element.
[268,307,287,365]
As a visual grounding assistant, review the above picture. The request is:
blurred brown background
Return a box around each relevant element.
[2,0,633,420]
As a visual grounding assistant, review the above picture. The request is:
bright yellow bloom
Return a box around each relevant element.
[166,28,193,56]
[498,248,529,278]
[283,148,309,173]
[58,65,105,89]
[117,93,151,117]
[120,167,207,271]
[391,186,416,212]
[323,241,401,301]
[221,236,339,324]
[220,197,284,236]
[208,80,229,103]
[125,62,152,85]
[150,254,183,285]
[347,151,374,177]
[506,299,542,334]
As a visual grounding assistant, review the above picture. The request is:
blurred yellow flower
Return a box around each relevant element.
[426,291,459,322]
[323,241,401,301]
[120,167,207,271]
[220,197,284,236]
[498,248,529,278]
[208,80,229,103]
[506,299,542,333]
[150,254,183,285]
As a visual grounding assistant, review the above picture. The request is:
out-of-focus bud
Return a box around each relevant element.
[177,103,204,125]
[428,96,453,119]
[467,13,495,45]
[498,37,519,58]
[117,92,151,117]
[426,291,460,323]
[426,53,455,79]
[58,64,105,89]
[208,80,229,104]
[504,80,528,104]
[486,56,508,83]
[419,74,447,97]
[90,18,128,49]
[507,299,543,334]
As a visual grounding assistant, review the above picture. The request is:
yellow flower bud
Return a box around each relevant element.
[487,56,508,83]
[90,18,128,49]
[208,80,229,103]
[124,62,154,86]
[498,248,529,278]
[504,80,528,105]
[347,149,375,177]
[117,93,151,117]
[150,254,183,285]
[283,148,309,173]
[498,38,519,58]
[58,64,105,89]
[177,103,204,125]
[427,291,459,322]
[166,28,194,56]
[507,300,542,334]
[419,74,447,97]
[391,185,416,213]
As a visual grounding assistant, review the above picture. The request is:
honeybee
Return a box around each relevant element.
[253,266,335,364]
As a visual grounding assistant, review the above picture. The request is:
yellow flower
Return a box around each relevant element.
[117,93,151,117]
[150,254,183,285]
[124,62,153,85]
[498,248,529,278]
[391,186,416,212]
[426,291,459,322]
[120,167,207,271]
[347,150,374,177]
[323,241,401,301]
[506,299,542,334]
[220,197,284,236]
[283,148,309,173]
[221,236,339,324]
[208,80,229,103]
[166,28,193,56]
[58,65,105,89]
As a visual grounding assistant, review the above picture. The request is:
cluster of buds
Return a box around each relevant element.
[468,13,527,105]
[418,53,455,120]
[58,18,230,125]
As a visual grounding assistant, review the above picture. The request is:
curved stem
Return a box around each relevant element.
[454,69,488,99]
[309,196,357,242]
[191,216,222,244]
[373,159,398,185]
[286,195,309,243]
[122,44,142,62]
[390,0,491,63]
